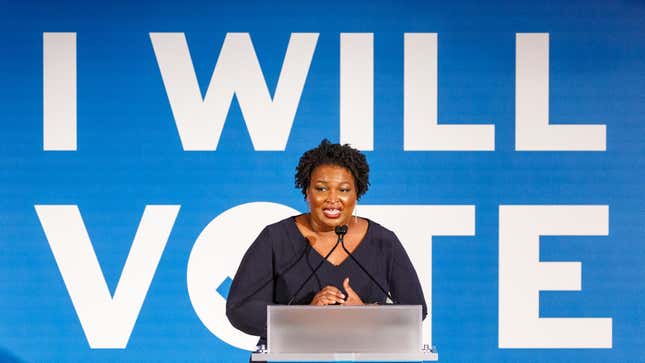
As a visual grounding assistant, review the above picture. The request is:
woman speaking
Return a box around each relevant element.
[226,139,427,347]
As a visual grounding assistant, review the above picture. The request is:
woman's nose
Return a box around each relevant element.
[326,189,339,202]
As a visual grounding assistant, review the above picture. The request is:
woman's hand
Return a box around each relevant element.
[342,277,364,305]
[310,285,346,306]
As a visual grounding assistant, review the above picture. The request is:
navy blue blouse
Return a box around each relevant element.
[226,216,427,342]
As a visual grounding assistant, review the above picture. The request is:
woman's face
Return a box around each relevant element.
[306,164,357,232]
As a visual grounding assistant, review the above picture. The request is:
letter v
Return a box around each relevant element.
[34,205,180,348]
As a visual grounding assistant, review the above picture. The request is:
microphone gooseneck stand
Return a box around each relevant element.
[288,224,398,305]
[286,226,346,305]
[337,224,399,304]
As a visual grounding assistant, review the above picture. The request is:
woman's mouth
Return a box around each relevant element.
[323,208,341,218]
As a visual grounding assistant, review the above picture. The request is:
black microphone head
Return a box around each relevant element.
[335,225,349,236]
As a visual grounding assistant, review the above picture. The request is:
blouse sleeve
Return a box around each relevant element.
[387,231,428,320]
[226,226,275,337]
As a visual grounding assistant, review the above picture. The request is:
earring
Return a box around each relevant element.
[354,203,358,223]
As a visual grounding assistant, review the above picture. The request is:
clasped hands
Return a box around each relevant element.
[310,277,363,306]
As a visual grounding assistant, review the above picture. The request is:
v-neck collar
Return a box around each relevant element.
[290,215,372,267]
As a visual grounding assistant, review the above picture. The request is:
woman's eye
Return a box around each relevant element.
[340,188,350,192]
[315,186,326,191]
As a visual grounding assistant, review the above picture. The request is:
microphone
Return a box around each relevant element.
[337,224,398,304]
[286,227,344,305]
[334,225,348,238]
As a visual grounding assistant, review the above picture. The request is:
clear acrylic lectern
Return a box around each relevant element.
[251,305,438,362]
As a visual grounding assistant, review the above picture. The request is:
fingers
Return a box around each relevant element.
[310,285,346,306]
[342,277,354,294]
[342,277,364,305]
[321,285,346,302]
[309,280,366,306]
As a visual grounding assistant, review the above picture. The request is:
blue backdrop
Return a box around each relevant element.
[1,0,644,362]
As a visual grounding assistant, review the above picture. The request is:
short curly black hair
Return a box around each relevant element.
[295,139,370,199]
